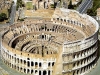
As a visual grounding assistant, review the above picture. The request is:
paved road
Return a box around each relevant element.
[77,0,93,13]
[9,2,16,25]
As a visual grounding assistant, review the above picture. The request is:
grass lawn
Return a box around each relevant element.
[87,0,100,16]
[93,0,100,10]
[26,2,33,10]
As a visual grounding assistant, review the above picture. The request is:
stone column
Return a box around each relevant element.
[38,58,39,68]
[47,70,48,75]
[41,70,43,75]
[26,60,28,74]
[30,60,31,74]
[51,70,52,75]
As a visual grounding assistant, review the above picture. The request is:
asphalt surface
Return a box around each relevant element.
[9,2,16,25]
[77,0,93,13]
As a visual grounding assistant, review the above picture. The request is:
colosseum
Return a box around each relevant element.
[1,8,99,75]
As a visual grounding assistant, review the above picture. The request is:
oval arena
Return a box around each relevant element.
[1,8,99,75]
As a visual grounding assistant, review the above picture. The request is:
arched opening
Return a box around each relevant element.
[12,64,13,68]
[27,58,30,60]
[35,62,38,67]
[77,70,79,74]
[47,51,48,54]
[20,59,22,64]
[64,19,66,22]
[51,52,52,54]
[24,60,26,64]
[43,70,46,75]
[48,70,50,75]
[27,69,30,74]
[42,35,44,39]
[10,55,11,59]
[12,56,13,59]
[73,63,75,67]
[31,62,34,66]
[14,65,16,69]
[15,58,16,63]
[10,63,11,67]
[45,35,46,40]
[73,71,75,75]
[27,61,30,67]
[52,62,54,66]
[31,70,33,74]
[39,63,41,67]
[35,70,37,73]
[24,68,26,73]
[20,67,22,71]
[18,67,19,71]
[48,62,50,67]
[77,61,79,66]
[39,71,41,75]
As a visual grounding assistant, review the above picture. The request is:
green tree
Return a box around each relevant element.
[68,0,74,9]
[16,0,24,10]
[0,13,7,22]
[87,8,96,16]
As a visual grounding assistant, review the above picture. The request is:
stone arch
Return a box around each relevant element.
[39,70,41,75]
[17,58,19,63]
[12,64,13,68]
[20,67,22,71]
[39,63,41,67]
[24,60,26,64]
[27,69,30,74]
[48,62,50,67]
[31,69,34,74]
[24,68,26,73]
[52,62,54,66]
[27,61,30,67]
[20,59,22,64]
[48,70,50,75]
[43,70,46,75]
[35,62,38,67]
[31,61,34,66]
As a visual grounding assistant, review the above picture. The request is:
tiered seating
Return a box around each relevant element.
[3,20,89,53]
[22,40,37,51]
[15,36,33,50]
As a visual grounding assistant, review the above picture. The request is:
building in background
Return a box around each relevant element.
[96,8,100,20]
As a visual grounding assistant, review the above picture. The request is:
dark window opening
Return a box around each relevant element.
[27,61,30,67]
[35,62,38,66]
[48,63,50,66]
[42,35,44,39]
[39,71,41,75]
[27,69,30,73]
[24,60,26,64]
[31,70,33,74]
[24,69,26,73]
[48,70,50,75]
[31,62,34,66]
[43,70,46,75]
[35,70,37,73]
[27,58,30,60]
[52,62,54,66]
[39,63,41,67]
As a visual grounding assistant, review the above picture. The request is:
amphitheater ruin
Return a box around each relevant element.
[1,8,99,75]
